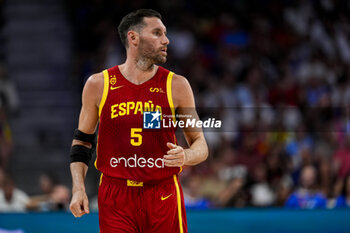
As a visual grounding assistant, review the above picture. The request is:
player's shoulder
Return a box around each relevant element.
[83,72,105,94]
[170,73,194,108]
[86,72,104,86]
[82,72,105,105]
[172,73,191,90]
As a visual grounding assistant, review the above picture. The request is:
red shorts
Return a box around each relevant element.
[98,174,187,233]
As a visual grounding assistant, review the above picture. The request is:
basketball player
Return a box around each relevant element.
[69,9,208,233]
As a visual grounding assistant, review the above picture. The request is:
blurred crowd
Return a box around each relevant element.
[174,0,350,210]
[2,0,350,212]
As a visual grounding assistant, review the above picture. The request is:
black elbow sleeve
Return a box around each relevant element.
[73,128,96,148]
[70,145,93,166]
[70,129,96,165]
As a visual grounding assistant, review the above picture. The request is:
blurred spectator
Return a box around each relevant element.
[216,177,248,208]
[285,165,327,209]
[333,133,350,178]
[250,163,275,207]
[197,146,236,206]
[235,132,264,175]
[27,173,70,211]
[332,173,350,208]
[0,63,19,115]
[284,1,313,38]
[0,99,13,168]
[168,27,196,60]
[314,132,336,162]
[0,167,4,188]
[236,65,266,109]
[285,125,314,182]
[318,157,336,198]
[267,67,299,107]
[265,146,294,206]
[183,175,212,210]
[0,174,29,212]
[216,161,249,208]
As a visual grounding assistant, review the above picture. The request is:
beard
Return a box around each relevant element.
[138,37,167,64]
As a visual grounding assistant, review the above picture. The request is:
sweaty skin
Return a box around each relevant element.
[69,17,208,218]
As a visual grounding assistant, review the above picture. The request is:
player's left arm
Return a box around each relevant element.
[164,74,208,167]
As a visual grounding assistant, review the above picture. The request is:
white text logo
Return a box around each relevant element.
[110,154,164,168]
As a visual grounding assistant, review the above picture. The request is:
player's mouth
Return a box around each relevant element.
[160,48,167,55]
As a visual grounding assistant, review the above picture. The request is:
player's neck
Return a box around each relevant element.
[135,56,155,72]
[119,59,158,85]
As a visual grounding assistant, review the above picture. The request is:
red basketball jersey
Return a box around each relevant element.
[95,65,180,182]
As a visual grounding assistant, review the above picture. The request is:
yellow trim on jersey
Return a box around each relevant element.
[94,70,109,170]
[94,135,99,169]
[99,173,103,186]
[95,70,108,169]
[99,70,109,117]
[173,175,184,233]
[127,180,144,187]
[167,72,182,174]
[166,72,176,123]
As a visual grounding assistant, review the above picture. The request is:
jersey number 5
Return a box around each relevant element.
[130,128,142,146]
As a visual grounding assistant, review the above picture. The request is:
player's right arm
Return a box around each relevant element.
[69,72,103,218]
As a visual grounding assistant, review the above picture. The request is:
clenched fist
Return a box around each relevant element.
[69,190,90,217]
[163,142,187,167]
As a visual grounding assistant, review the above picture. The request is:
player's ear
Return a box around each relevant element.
[127,31,139,47]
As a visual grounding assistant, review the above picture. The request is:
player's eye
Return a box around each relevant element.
[154,31,161,36]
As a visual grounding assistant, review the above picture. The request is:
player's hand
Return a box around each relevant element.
[164,142,187,167]
[69,190,90,218]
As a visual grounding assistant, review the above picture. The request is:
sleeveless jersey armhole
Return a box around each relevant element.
[166,71,176,123]
[166,71,183,174]
[99,69,110,117]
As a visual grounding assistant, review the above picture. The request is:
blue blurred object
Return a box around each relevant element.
[222,31,249,48]
[1,209,350,233]
[334,195,350,208]
[0,229,25,233]
[285,191,327,209]
[185,197,212,210]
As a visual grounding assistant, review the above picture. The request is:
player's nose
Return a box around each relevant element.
[161,34,169,45]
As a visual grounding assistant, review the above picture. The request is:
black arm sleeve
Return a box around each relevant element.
[73,129,96,148]
[70,145,93,166]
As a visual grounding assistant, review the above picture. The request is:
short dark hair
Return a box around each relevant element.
[118,9,162,48]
